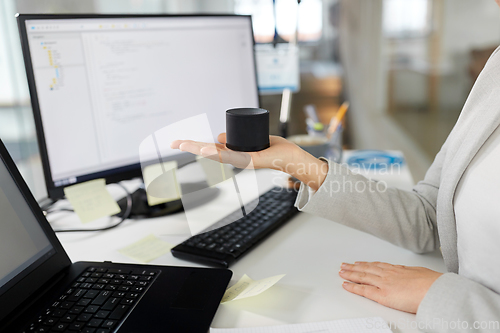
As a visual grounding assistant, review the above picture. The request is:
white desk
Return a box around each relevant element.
[53,153,445,333]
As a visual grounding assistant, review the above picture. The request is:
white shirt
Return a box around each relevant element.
[454,124,500,292]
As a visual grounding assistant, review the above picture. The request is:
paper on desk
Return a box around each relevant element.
[63,179,121,224]
[221,274,285,303]
[197,155,234,187]
[210,317,392,333]
[118,234,173,263]
[142,161,181,206]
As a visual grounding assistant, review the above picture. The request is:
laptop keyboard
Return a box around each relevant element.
[23,267,160,333]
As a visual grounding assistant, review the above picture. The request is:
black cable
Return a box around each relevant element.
[53,183,133,233]
[38,196,56,212]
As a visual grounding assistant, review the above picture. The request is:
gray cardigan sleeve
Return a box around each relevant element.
[416,273,500,332]
[294,147,447,253]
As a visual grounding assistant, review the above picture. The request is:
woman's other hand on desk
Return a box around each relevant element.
[171,133,328,191]
[339,261,443,314]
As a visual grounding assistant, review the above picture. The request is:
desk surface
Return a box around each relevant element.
[53,153,445,333]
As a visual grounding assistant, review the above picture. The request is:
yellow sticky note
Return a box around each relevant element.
[196,156,234,187]
[221,274,285,303]
[64,179,120,224]
[142,161,181,206]
[118,234,172,263]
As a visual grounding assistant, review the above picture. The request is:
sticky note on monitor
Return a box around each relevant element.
[63,179,121,224]
[118,234,172,263]
[196,155,234,187]
[221,274,285,303]
[142,161,182,206]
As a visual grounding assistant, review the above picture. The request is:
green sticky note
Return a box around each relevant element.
[118,234,172,263]
[221,274,285,303]
[64,179,120,224]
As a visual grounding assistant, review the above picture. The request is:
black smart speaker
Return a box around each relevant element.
[225,108,270,152]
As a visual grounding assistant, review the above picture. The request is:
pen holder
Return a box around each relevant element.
[226,108,270,152]
[288,127,343,163]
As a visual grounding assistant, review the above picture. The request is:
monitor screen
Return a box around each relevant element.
[0,156,54,297]
[22,15,259,198]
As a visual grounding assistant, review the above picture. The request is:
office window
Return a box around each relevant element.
[383,0,430,38]
[234,0,323,43]
[234,0,275,43]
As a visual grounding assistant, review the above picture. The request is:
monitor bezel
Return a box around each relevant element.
[0,138,72,326]
[16,13,260,199]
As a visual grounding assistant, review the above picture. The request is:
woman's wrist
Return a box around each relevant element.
[286,149,329,191]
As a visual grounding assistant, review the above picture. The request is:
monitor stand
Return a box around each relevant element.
[116,181,220,219]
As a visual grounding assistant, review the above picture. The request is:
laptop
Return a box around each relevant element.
[0,138,232,332]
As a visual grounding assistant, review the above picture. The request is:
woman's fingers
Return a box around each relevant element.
[170,140,184,149]
[339,269,381,286]
[341,262,384,277]
[217,133,227,144]
[342,282,381,300]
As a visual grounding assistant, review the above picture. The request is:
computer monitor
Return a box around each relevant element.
[17,14,259,200]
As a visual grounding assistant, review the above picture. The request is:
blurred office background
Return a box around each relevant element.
[1,0,500,198]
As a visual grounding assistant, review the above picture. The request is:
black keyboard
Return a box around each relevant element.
[23,267,160,333]
[171,187,298,267]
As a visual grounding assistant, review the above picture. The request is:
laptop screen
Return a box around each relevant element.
[0,158,54,296]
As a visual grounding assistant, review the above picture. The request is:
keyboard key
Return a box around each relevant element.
[101,319,117,329]
[76,298,91,306]
[101,297,119,311]
[68,289,85,301]
[109,305,129,320]
[35,326,50,332]
[96,268,107,273]
[94,310,110,319]
[120,298,135,305]
[83,290,99,299]
[88,319,103,327]
[51,323,68,332]
[130,286,144,292]
[104,285,118,291]
[52,309,66,317]
[69,306,84,314]
[96,329,110,333]
[112,291,126,298]
[108,269,131,274]
[135,281,148,287]
[92,284,105,290]
[91,273,102,278]
[77,314,92,322]
[91,290,111,305]
[42,318,56,326]
[131,269,156,276]
[68,321,85,331]
[118,286,130,291]
[81,328,96,333]
[103,273,114,279]
[126,292,139,298]
[60,314,76,322]
[84,305,99,314]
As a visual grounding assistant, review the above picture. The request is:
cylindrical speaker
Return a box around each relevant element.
[225,108,270,152]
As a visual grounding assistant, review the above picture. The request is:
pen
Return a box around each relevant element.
[327,101,349,140]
